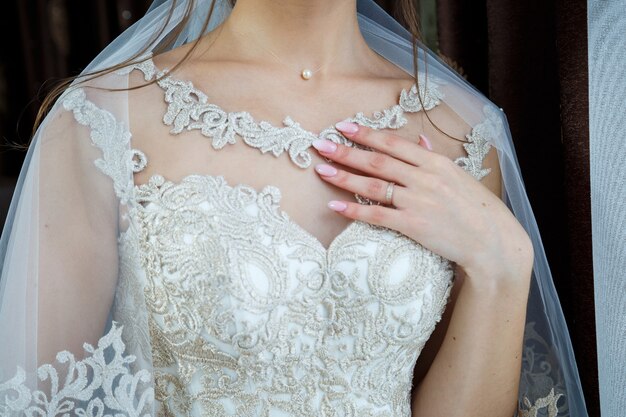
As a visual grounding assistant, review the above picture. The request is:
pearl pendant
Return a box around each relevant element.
[301,69,313,80]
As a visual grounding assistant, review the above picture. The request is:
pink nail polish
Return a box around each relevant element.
[335,121,359,134]
[328,200,348,212]
[419,134,433,151]
[315,164,338,176]
[312,139,338,153]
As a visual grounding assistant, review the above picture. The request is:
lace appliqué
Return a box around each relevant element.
[0,323,154,417]
[516,322,568,417]
[122,57,444,169]
[452,105,501,181]
[128,173,455,416]
[518,389,564,417]
[61,88,144,203]
[131,149,148,173]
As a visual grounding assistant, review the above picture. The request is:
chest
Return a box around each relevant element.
[118,172,455,363]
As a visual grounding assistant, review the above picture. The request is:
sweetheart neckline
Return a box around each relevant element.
[132,172,388,253]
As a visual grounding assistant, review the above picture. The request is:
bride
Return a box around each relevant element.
[0,0,588,416]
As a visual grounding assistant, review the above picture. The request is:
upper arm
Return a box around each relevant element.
[0,65,161,415]
[481,145,504,199]
[0,76,133,382]
[36,103,121,365]
[410,98,505,389]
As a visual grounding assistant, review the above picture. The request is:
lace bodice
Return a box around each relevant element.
[119,172,456,416]
[0,57,503,417]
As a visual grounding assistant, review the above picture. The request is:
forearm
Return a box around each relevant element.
[411,265,532,417]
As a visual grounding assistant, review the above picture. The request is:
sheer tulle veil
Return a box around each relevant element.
[0,0,588,416]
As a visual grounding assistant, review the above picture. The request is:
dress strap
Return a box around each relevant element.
[61,88,143,204]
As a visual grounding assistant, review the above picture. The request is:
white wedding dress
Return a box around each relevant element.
[1,56,499,417]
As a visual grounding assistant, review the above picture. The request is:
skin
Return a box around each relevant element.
[311,125,533,416]
[139,0,534,415]
[134,0,422,251]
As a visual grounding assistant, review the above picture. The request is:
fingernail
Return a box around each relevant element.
[328,200,348,212]
[312,139,338,153]
[419,134,433,151]
[335,121,359,134]
[315,164,338,176]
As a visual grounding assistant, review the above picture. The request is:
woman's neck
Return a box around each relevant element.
[220,0,373,75]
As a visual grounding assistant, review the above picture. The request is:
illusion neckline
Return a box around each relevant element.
[144,55,423,139]
[122,55,431,250]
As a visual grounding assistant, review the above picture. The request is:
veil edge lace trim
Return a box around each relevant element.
[0,323,154,416]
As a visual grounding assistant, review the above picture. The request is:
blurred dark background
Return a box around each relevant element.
[0,0,596,414]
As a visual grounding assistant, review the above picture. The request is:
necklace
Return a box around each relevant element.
[232,30,338,80]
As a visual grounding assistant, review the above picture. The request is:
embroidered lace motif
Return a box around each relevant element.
[518,389,564,417]
[61,86,495,206]
[126,173,455,416]
[61,88,144,204]
[1,64,519,417]
[119,56,446,168]
[517,322,568,417]
[454,106,502,181]
[0,323,154,417]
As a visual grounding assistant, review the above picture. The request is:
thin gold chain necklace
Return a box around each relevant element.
[232,30,339,80]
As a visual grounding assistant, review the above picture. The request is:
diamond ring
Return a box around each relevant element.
[385,181,395,205]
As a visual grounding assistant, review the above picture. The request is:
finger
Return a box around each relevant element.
[418,134,433,151]
[311,138,415,185]
[335,121,431,166]
[327,199,405,231]
[315,163,409,208]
